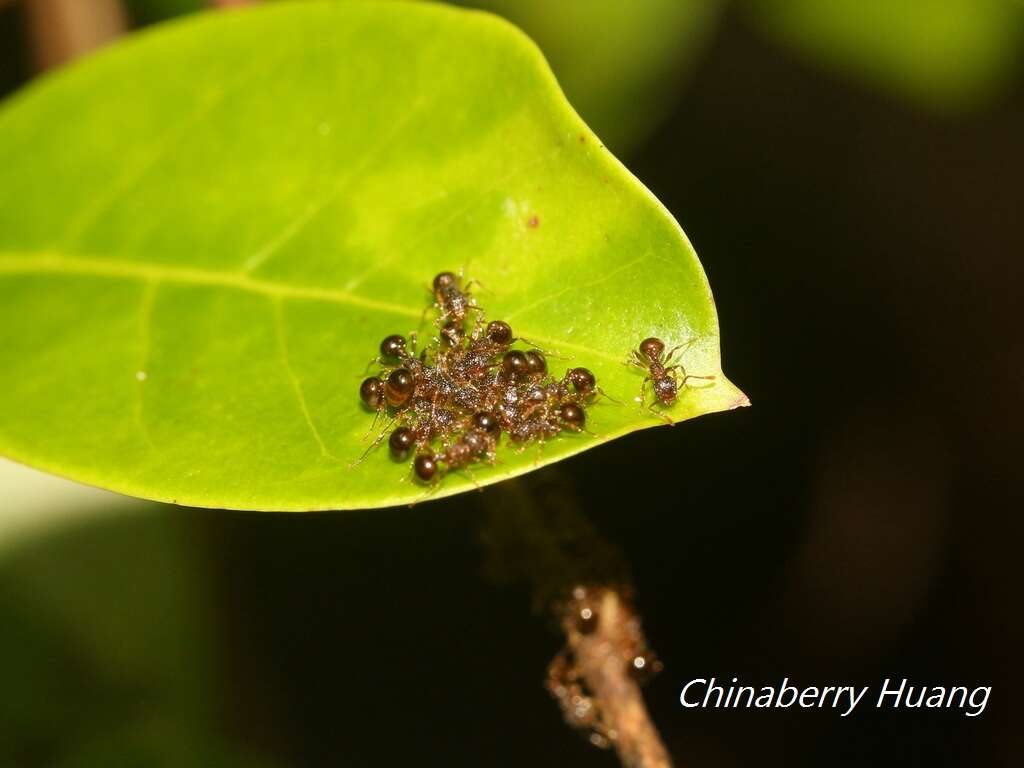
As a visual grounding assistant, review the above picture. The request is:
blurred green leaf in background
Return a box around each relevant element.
[123,0,206,27]
[745,0,1024,112]
[460,0,724,154]
[0,461,276,767]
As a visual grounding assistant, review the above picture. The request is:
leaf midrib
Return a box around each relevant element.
[0,250,419,318]
[0,249,644,366]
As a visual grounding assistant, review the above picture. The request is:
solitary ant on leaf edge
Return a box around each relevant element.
[628,336,715,424]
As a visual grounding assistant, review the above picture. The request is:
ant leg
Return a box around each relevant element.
[663,338,698,365]
[417,305,433,339]
[626,351,647,369]
[407,465,442,503]
[594,386,624,406]
[681,373,716,389]
[361,405,389,441]
[665,364,716,390]
[648,403,675,426]
[462,463,483,491]
[363,356,396,376]
[533,438,546,467]
[351,415,397,466]
[637,376,651,407]
[518,337,567,359]
[463,278,490,295]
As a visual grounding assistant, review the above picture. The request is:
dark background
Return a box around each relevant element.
[0,1,1020,766]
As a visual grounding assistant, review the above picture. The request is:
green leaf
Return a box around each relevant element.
[745,0,1024,112]
[123,0,206,27]
[0,500,277,766]
[0,1,746,511]
[457,0,724,154]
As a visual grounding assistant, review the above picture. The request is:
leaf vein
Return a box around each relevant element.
[134,280,161,453]
[242,95,429,275]
[271,295,343,464]
[0,251,420,318]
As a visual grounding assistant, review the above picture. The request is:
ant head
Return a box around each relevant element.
[433,271,458,291]
[639,337,665,359]
[486,320,513,346]
[359,377,385,409]
[379,334,406,359]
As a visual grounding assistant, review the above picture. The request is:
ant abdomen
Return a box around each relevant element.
[384,368,415,407]
[389,426,415,460]
[558,403,586,430]
[413,452,438,482]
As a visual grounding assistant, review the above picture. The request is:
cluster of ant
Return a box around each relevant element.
[357,271,607,484]
[545,585,663,749]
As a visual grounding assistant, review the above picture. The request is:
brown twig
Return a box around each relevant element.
[23,0,127,71]
[482,475,673,768]
[564,590,673,768]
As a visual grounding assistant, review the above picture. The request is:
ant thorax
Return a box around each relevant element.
[652,375,677,403]
[432,271,477,326]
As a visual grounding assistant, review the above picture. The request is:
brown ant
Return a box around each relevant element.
[431,270,483,328]
[353,367,427,465]
[629,336,714,422]
[433,320,513,392]
[440,429,496,475]
[411,416,499,486]
[560,366,619,405]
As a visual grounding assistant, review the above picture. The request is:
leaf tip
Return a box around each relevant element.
[730,392,752,409]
